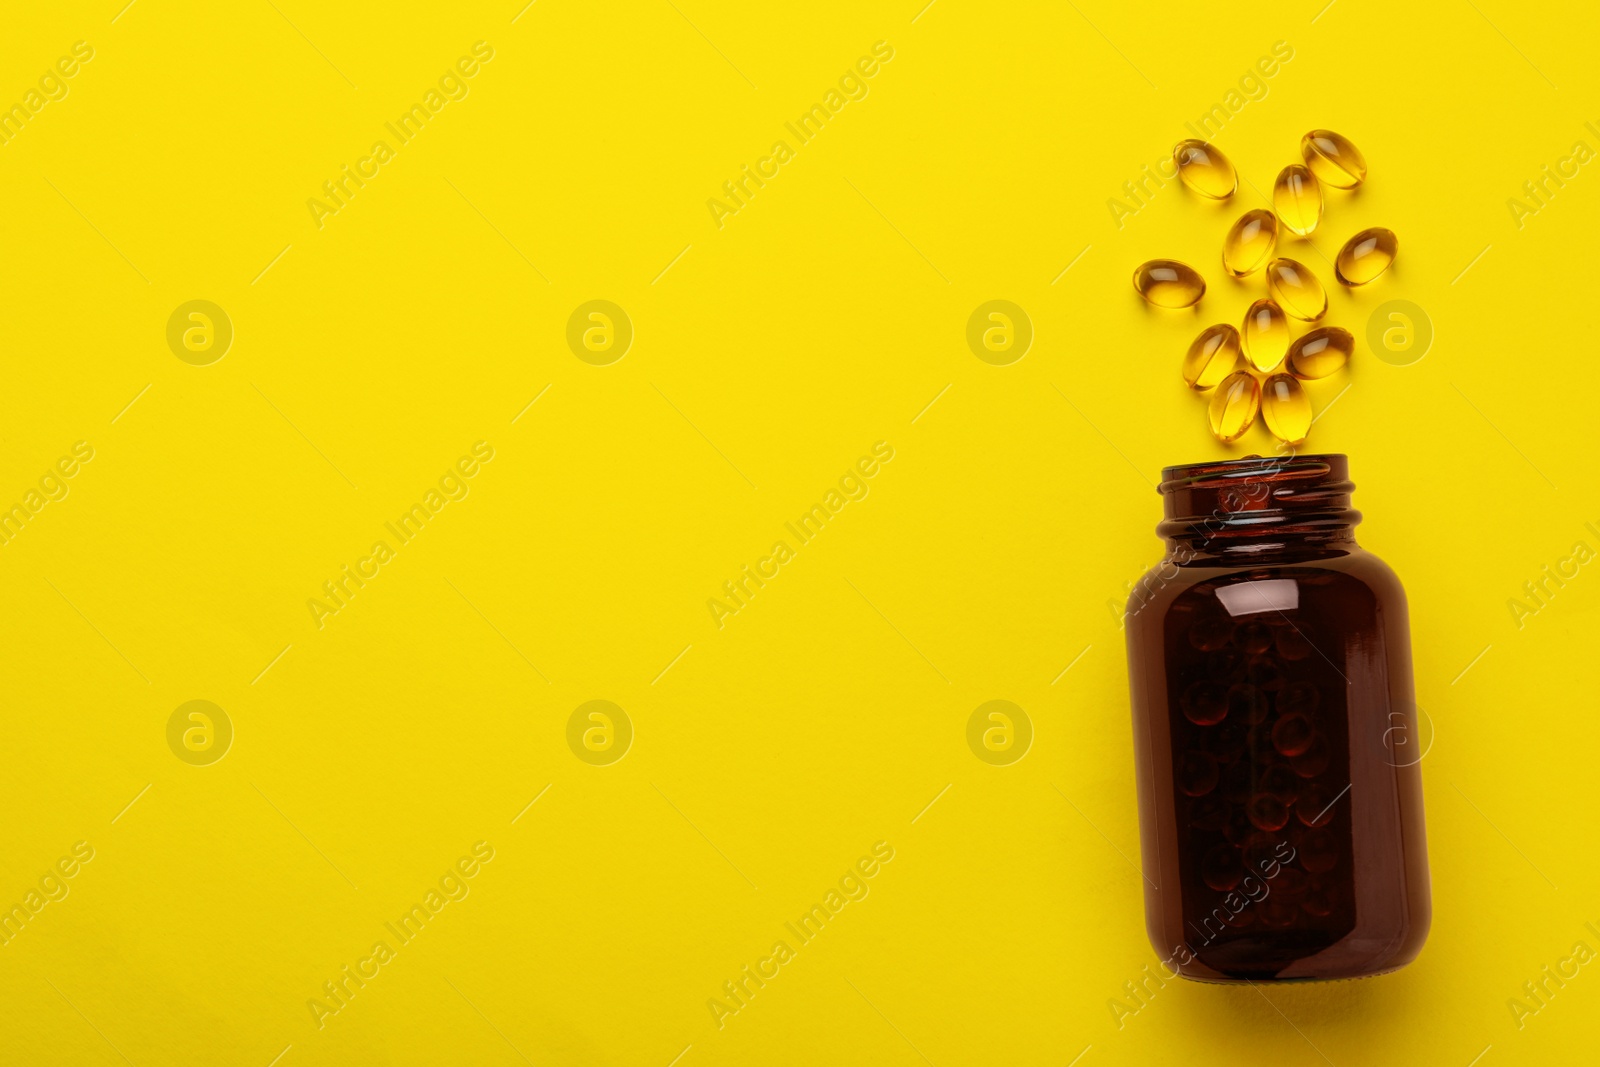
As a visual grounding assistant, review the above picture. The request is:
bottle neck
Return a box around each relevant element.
[1157,453,1360,564]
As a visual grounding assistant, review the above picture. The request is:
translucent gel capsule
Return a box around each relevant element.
[1260,764,1298,799]
[1300,828,1338,871]
[1261,897,1300,927]
[1299,783,1340,827]
[1228,682,1268,724]
[1236,621,1272,654]
[1273,164,1323,236]
[1173,139,1237,199]
[1202,844,1244,891]
[1188,617,1234,651]
[1177,752,1219,797]
[1335,227,1398,286]
[1248,794,1291,832]
[1222,209,1278,277]
[1189,796,1227,831]
[1182,324,1241,389]
[1133,259,1205,308]
[1267,258,1327,321]
[1182,681,1228,725]
[1301,129,1367,189]
[1207,371,1260,442]
[1287,326,1354,379]
[1278,682,1320,717]
[1274,627,1312,660]
[1262,374,1312,443]
[1292,736,1331,778]
[1242,298,1289,372]
[1273,713,1315,756]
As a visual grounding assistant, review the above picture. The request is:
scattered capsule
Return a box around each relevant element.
[1207,371,1260,442]
[1273,164,1322,236]
[1182,324,1241,390]
[1300,129,1367,189]
[1222,209,1278,277]
[1335,227,1398,286]
[1261,374,1312,444]
[1267,257,1327,320]
[1133,259,1205,308]
[1173,139,1237,199]
[1286,326,1354,379]
[1242,298,1290,372]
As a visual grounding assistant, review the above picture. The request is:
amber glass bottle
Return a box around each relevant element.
[1124,454,1430,981]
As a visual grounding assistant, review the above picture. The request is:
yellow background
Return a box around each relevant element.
[3,0,1597,1063]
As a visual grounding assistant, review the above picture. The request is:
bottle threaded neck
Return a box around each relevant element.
[1157,453,1360,557]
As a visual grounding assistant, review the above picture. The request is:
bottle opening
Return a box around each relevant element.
[1157,453,1360,555]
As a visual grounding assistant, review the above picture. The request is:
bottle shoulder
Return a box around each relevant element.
[1125,546,1407,631]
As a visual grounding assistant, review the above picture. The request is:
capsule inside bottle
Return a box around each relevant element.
[1222,209,1278,278]
[1335,227,1398,286]
[1183,324,1241,389]
[1272,164,1323,237]
[1134,259,1206,308]
[1286,326,1354,379]
[1173,139,1238,200]
[1267,258,1327,321]
[1300,129,1367,189]
[1207,371,1260,442]
[1261,374,1312,443]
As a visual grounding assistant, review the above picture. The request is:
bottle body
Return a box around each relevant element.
[1125,455,1430,981]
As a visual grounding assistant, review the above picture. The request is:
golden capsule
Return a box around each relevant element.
[1261,374,1312,444]
[1272,164,1322,236]
[1183,324,1241,390]
[1133,259,1205,308]
[1173,139,1237,199]
[1267,257,1327,321]
[1242,299,1290,372]
[1286,326,1354,379]
[1221,209,1277,278]
[1208,371,1260,443]
[1335,227,1398,286]
[1300,129,1367,189]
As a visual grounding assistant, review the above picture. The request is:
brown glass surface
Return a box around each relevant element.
[1124,454,1430,981]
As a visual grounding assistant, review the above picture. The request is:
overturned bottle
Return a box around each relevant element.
[1122,454,1430,981]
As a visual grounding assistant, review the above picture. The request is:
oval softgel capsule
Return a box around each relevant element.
[1207,371,1260,442]
[1287,327,1354,379]
[1336,227,1398,286]
[1301,129,1367,189]
[1134,259,1206,308]
[1267,258,1328,321]
[1223,209,1278,278]
[1174,139,1238,199]
[1183,324,1241,389]
[1273,164,1322,237]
